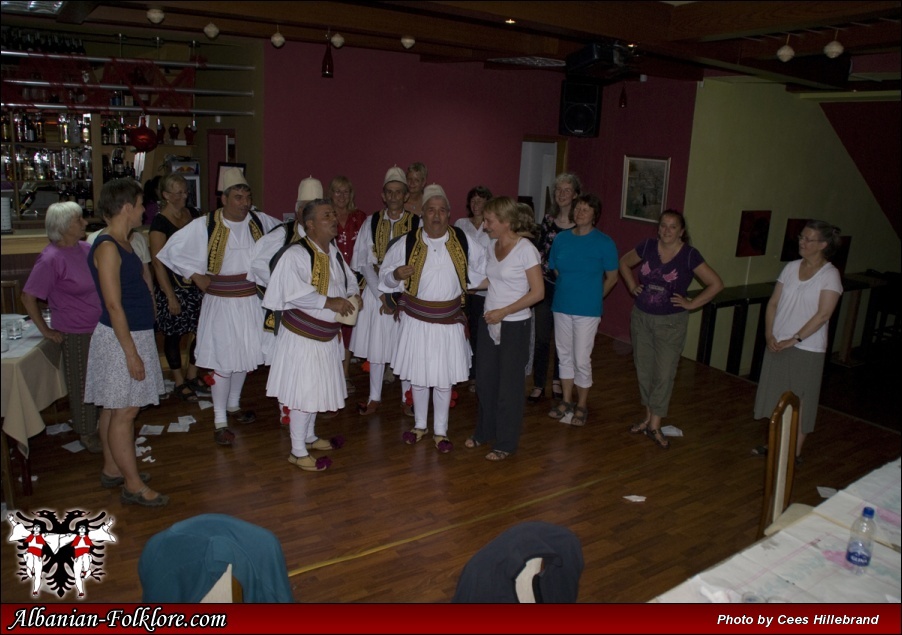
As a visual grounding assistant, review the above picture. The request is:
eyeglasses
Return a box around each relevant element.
[797,234,824,244]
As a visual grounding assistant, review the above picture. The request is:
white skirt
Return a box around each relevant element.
[195,294,266,371]
[84,324,165,409]
[266,328,347,412]
[391,314,471,388]
[349,290,399,363]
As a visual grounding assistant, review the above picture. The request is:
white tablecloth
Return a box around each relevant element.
[1,319,67,457]
[655,457,902,603]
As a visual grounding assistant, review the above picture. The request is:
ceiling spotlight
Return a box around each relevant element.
[331,33,345,49]
[824,31,844,59]
[776,34,794,62]
[271,27,285,48]
[401,36,415,50]
[204,22,220,40]
[146,8,165,24]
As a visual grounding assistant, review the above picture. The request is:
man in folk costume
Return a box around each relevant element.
[350,166,421,415]
[249,175,321,364]
[264,199,360,471]
[379,184,486,451]
[157,168,280,446]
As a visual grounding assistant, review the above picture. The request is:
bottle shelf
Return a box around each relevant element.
[2,141,90,149]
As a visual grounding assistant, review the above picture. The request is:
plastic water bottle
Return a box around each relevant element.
[846,506,876,574]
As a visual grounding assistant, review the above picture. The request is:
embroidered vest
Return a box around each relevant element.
[205,208,265,275]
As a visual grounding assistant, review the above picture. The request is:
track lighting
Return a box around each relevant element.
[204,22,220,40]
[271,27,285,48]
[401,36,415,50]
[776,34,794,62]
[331,33,345,49]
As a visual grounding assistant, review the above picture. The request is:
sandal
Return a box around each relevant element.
[434,435,453,453]
[288,454,332,471]
[175,383,199,402]
[402,427,428,445]
[552,380,563,401]
[629,420,650,434]
[569,405,588,427]
[121,485,169,507]
[357,400,380,415]
[646,427,670,450]
[464,436,482,449]
[548,401,573,420]
[527,387,545,403]
[485,449,511,462]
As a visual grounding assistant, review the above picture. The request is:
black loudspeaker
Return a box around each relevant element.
[558,80,601,138]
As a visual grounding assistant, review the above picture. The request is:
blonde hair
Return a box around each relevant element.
[484,196,536,239]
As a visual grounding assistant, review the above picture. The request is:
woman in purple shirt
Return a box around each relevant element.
[618,210,723,449]
[21,201,103,454]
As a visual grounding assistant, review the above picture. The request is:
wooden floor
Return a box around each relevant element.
[2,334,899,603]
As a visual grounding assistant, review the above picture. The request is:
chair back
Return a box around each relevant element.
[1,279,23,315]
[757,391,800,539]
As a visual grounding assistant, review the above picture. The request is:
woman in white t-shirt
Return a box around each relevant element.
[753,220,843,461]
[466,197,544,461]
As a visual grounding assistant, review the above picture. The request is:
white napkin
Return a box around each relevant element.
[487,322,501,345]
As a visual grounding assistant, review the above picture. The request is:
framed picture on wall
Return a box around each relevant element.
[184,175,202,212]
[621,156,670,223]
[735,210,771,257]
[215,162,247,196]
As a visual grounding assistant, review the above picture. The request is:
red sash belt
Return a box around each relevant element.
[281,309,341,342]
[207,273,257,298]
[398,293,466,326]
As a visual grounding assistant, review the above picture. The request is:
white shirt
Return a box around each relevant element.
[773,259,843,353]
[484,237,541,322]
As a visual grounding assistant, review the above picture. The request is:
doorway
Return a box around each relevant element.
[518,138,567,221]
[206,129,236,211]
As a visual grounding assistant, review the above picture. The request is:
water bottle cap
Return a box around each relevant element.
[862,506,875,519]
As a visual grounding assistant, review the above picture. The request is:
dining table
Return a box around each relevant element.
[1,315,68,505]
[654,457,902,603]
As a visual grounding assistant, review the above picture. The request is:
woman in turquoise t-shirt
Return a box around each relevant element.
[547,194,619,427]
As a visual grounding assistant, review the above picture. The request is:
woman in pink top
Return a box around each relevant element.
[21,201,103,454]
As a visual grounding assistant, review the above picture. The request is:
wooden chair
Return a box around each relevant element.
[757,390,813,539]
[1,279,23,315]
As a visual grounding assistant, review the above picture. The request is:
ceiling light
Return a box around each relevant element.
[505,19,516,25]
[204,22,220,40]
[776,35,794,63]
[331,33,345,49]
[271,27,285,48]
[146,8,165,24]
[824,31,844,59]
[401,36,415,50]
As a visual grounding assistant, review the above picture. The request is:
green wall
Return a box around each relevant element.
[682,79,900,372]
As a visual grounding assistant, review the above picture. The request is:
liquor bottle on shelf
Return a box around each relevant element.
[169,122,180,142]
[112,148,124,177]
[101,118,111,145]
[34,112,46,143]
[156,118,165,145]
[1,111,11,142]
[184,118,197,145]
[24,114,37,142]
[14,112,25,142]
[81,115,91,144]
[69,115,82,145]
[59,113,70,145]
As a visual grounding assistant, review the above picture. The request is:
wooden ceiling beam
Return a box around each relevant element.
[669,1,901,42]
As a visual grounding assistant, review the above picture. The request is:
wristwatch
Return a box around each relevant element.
[794,334,803,342]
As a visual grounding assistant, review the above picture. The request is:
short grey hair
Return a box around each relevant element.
[45,201,84,242]
[302,198,332,228]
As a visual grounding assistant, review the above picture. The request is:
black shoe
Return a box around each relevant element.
[527,387,545,403]
[228,409,256,424]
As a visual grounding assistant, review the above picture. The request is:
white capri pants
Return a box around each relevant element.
[553,312,600,388]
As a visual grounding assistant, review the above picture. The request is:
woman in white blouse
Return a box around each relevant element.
[466,197,544,461]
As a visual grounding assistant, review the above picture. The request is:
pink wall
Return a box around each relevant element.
[264,42,561,220]
[264,43,697,343]
[568,79,698,342]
